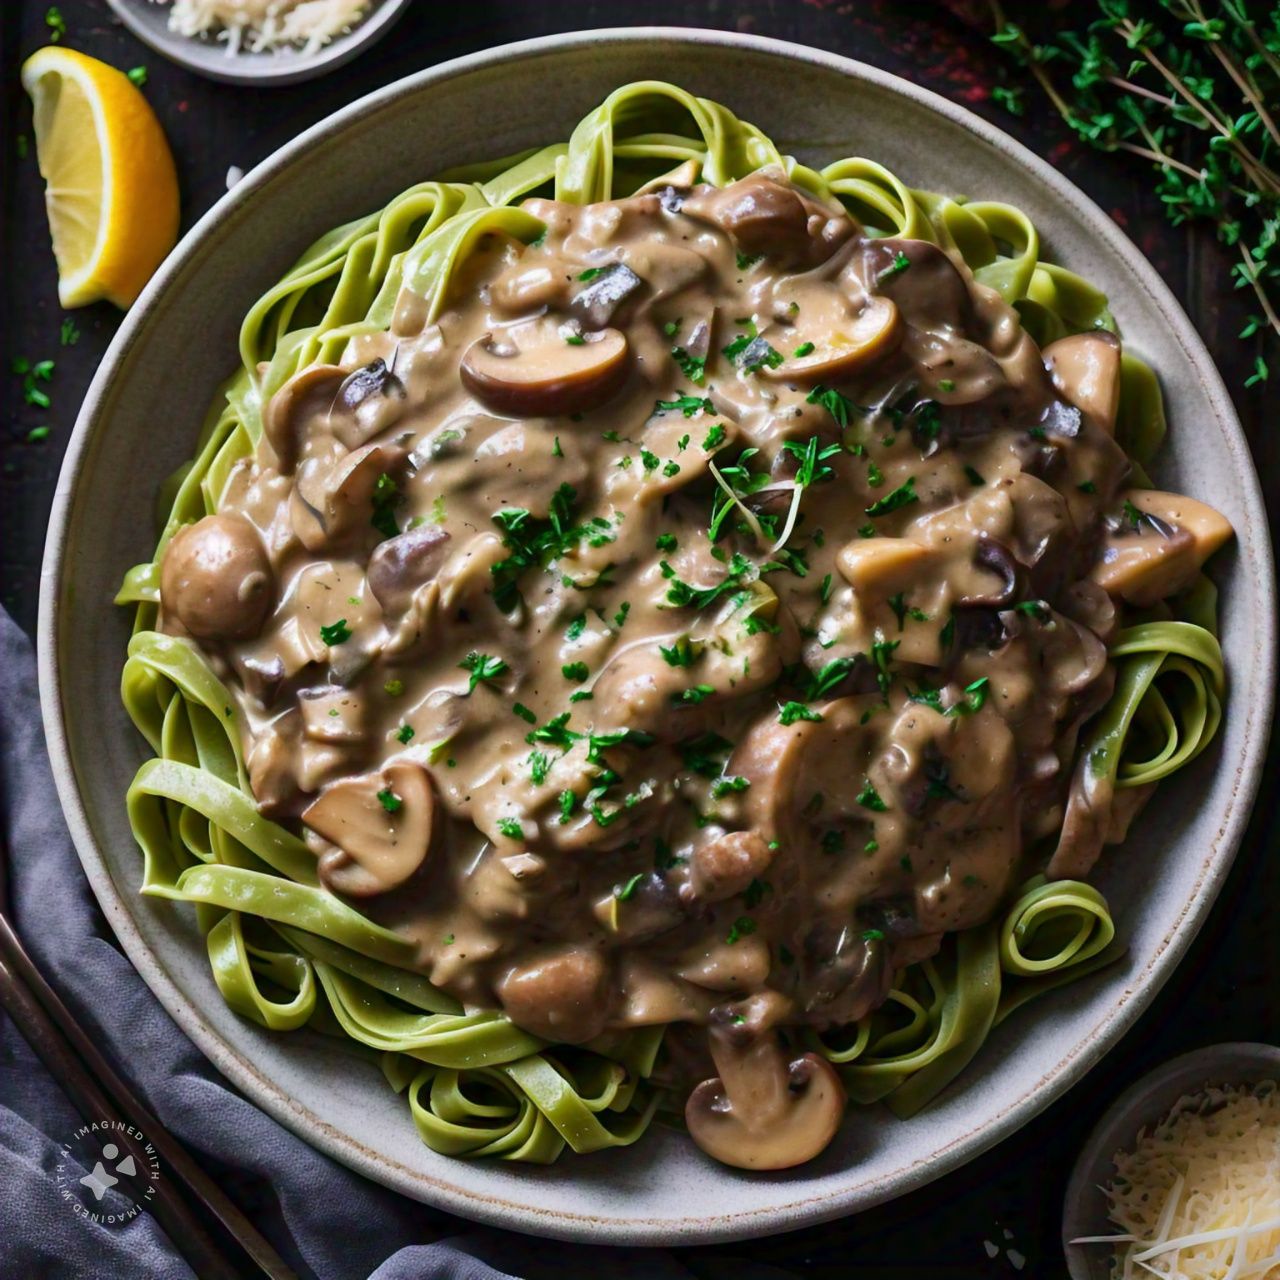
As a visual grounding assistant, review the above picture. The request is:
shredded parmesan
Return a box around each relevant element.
[1088,1081,1280,1279]
[148,0,370,55]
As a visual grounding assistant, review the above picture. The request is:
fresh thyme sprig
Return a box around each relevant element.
[987,0,1280,387]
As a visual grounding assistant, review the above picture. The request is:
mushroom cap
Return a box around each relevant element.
[262,363,345,473]
[303,763,435,897]
[460,325,629,418]
[495,946,611,1044]
[685,1046,846,1170]
[160,513,274,642]
[765,296,902,384]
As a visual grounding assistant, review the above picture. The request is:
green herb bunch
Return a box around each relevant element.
[988,0,1280,388]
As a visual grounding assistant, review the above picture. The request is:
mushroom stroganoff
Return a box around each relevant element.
[120,83,1231,1170]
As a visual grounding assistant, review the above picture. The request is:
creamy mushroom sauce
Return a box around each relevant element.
[158,171,1229,1147]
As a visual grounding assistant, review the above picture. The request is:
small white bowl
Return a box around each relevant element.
[1063,1042,1280,1280]
[104,0,411,86]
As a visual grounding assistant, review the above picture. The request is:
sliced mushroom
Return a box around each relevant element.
[764,297,902,384]
[837,536,934,598]
[160,514,274,641]
[685,1007,846,1170]
[495,946,611,1044]
[682,831,776,905]
[299,686,368,743]
[958,536,1023,608]
[263,363,344,473]
[1091,489,1233,605]
[245,714,303,818]
[859,237,971,330]
[303,763,434,897]
[367,524,451,615]
[460,325,629,418]
[1044,332,1121,434]
[570,262,644,331]
[800,924,890,1026]
[291,442,405,554]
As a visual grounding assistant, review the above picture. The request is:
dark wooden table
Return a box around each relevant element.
[2,2,1276,1277]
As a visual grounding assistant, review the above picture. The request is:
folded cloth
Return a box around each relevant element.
[0,609,798,1280]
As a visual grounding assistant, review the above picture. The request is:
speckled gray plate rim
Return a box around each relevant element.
[103,0,411,86]
[37,28,1277,1245]
[1062,1042,1280,1280]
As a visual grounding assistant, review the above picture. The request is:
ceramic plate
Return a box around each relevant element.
[38,29,1276,1244]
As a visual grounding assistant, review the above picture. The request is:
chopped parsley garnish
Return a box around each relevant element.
[671,346,707,385]
[939,615,956,649]
[565,613,587,641]
[376,788,402,814]
[1015,599,1052,622]
[460,651,509,693]
[857,780,888,812]
[865,476,918,517]
[615,873,646,901]
[778,701,824,725]
[866,460,885,488]
[370,472,402,540]
[561,661,589,683]
[877,250,912,282]
[613,601,631,628]
[964,465,986,486]
[916,401,947,442]
[45,5,66,41]
[319,619,351,646]
[655,532,678,553]
[806,657,856,700]
[1077,479,1098,494]
[819,573,833,604]
[863,927,887,942]
[564,334,585,346]
[577,267,605,281]
[552,436,563,457]
[711,775,750,799]
[126,66,148,87]
[782,435,842,487]
[664,552,754,610]
[383,677,404,697]
[654,393,713,418]
[395,724,415,744]
[888,593,926,629]
[659,636,695,668]
[1122,499,1145,530]
[663,319,681,338]
[490,483,587,612]
[736,251,763,270]
[640,447,661,472]
[938,378,956,392]
[702,423,727,451]
[806,384,854,428]
[793,341,816,358]
[675,683,715,705]
[59,318,79,346]
[27,426,50,443]
[495,817,523,839]
[678,732,733,778]
[528,751,550,785]
[13,356,54,408]
[558,790,578,823]
[871,636,899,698]
[725,915,757,944]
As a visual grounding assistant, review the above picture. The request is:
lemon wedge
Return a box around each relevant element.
[21,47,179,309]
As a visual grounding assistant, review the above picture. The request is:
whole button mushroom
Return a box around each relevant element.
[160,514,274,641]
[495,946,611,1044]
[685,996,847,1170]
[303,763,435,898]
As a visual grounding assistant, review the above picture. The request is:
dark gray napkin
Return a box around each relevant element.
[0,609,799,1280]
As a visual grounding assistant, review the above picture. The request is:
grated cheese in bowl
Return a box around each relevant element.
[147,0,371,56]
[1076,1080,1280,1279]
